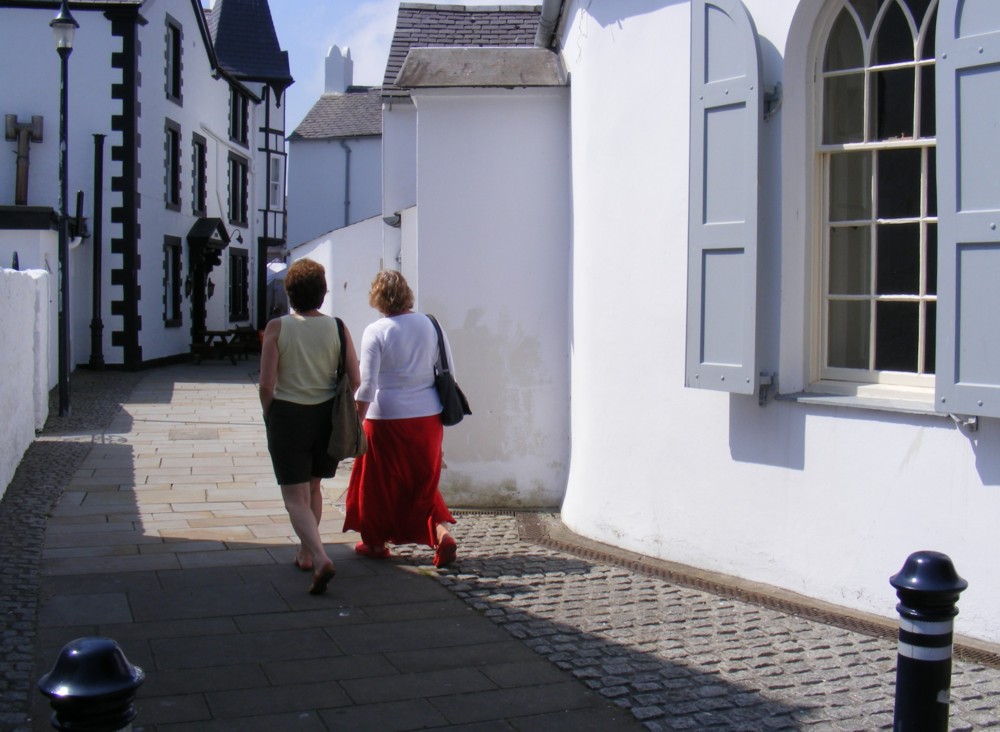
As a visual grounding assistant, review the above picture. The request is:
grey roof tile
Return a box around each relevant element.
[383,3,541,94]
[288,86,382,141]
[207,0,292,85]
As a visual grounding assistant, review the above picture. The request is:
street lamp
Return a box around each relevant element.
[51,0,78,416]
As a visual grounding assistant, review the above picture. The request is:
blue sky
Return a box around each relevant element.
[269,0,508,133]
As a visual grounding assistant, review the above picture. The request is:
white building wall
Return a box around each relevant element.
[136,1,240,357]
[0,8,117,371]
[381,99,417,268]
[410,87,571,506]
[557,0,1000,644]
[287,135,382,248]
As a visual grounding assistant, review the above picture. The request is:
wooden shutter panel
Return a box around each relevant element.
[935,0,1000,418]
[685,0,762,395]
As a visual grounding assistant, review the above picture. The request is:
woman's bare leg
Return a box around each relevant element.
[282,482,334,590]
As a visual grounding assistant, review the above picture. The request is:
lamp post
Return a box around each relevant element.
[51,0,78,416]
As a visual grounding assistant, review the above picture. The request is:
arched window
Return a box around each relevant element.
[818,0,938,385]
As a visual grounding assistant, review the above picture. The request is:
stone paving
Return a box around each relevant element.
[2,361,1000,731]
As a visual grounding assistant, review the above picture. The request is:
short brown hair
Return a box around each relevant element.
[369,270,414,315]
[283,259,327,312]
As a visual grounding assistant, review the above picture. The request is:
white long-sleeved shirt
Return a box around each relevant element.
[356,312,456,420]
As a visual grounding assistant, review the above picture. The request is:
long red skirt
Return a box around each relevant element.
[343,415,455,548]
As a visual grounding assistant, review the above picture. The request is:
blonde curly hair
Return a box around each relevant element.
[368,270,414,315]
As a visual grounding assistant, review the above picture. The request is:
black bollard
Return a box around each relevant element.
[889,551,968,732]
[37,637,145,731]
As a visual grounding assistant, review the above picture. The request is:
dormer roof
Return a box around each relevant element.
[383,3,541,97]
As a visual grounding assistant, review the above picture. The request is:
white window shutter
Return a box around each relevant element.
[935,0,1000,418]
[686,0,762,395]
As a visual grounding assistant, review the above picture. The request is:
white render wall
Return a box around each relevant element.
[1,8,117,371]
[136,0,246,358]
[287,135,382,248]
[410,87,572,506]
[289,214,384,340]
[557,0,1000,644]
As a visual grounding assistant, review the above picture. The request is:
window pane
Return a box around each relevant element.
[825,9,864,71]
[851,0,880,36]
[877,223,920,294]
[830,152,872,221]
[824,73,865,144]
[830,226,871,294]
[828,300,870,369]
[926,223,937,295]
[875,301,919,371]
[871,68,915,140]
[873,1,915,65]
[924,301,936,374]
[919,66,935,138]
[877,148,920,218]
[925,147,936,216]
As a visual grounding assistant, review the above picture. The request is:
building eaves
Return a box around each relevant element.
[288,86,383,141]
[383,3,541,97]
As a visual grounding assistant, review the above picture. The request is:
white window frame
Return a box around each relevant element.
[778,0,934,407]
[268,155,283,210]
[813,0,939,396]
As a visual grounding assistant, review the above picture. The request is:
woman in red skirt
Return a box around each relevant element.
[343,270,457,567]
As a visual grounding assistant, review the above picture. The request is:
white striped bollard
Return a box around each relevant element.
[889,551,967,732]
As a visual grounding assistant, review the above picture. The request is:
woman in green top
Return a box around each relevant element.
[259,258,360,595]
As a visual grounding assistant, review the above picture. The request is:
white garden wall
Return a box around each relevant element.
[0,268,50,499]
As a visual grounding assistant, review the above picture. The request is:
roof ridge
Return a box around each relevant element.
[398,3,541,11]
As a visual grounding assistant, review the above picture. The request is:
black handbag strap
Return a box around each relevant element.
[334,317,346,379]
[427,314,450,374]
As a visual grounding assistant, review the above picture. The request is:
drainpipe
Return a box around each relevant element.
[339,139,352,227]
[534,0,564,48]
[88,134,105,368]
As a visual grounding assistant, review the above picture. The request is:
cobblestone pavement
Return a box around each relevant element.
[393,514,1000,731]
[4,364,1000,731]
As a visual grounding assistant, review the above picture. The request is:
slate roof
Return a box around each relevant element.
[205,0,292,88]
[288,86,383,141]
[383,3,541,95]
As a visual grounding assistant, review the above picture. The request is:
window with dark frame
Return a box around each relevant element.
[229,88,249,146]
[192,133,207,215]
[165,119,181,210]
[228,152,249,225]
[229,247,250,322]
[166,17,182,103]
[164,237,183,327]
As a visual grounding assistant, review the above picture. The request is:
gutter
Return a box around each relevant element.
[534,0,565,48]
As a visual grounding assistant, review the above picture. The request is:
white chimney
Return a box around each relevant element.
[325,45,353,94]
